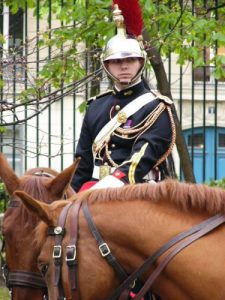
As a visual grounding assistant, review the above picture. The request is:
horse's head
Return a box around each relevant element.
[0,153,80,300]
[15,189,120,300]
[13,190,73,300]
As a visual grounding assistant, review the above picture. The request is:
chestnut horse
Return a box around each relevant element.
[0,153,79,300]
[15,180,225,300]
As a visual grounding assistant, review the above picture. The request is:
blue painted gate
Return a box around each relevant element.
[183,127,225,183]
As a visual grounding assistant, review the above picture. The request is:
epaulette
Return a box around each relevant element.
[151,90,173,105]
[157,93,173,105]
[87,90,113,104]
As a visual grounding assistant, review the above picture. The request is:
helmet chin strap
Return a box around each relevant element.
[115,76,141,90]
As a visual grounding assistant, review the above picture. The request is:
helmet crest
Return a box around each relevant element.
[101,1,146,85]
[112,0,143,37]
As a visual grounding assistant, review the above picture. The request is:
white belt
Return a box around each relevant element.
[92,165,116,180]
[93,165,160,182]
[143,169,161,182]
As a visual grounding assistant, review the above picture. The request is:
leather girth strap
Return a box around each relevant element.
[108,213,225,300]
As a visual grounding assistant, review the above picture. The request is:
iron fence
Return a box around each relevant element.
[0,0,225,191]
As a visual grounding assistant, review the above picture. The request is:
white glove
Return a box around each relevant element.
[90,175,124,190]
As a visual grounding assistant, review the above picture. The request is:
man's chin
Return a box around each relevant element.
[119,79,131,85]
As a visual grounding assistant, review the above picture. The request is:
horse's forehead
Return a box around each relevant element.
[36,202,69,246]
[21,174,50,184]
[20,175,51,195]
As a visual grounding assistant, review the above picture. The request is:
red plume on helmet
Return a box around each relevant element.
[112,0,143,37]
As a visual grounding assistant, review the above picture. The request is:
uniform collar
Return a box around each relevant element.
[113,81,146,99]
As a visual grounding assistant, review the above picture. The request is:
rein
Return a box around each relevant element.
[111,213,225,300]
[82,200,128,282]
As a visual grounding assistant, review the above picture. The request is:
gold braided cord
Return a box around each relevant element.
[105,143,119,167]
[128,143,148,184]
[115,103,164,135]
[153,106,176,168]
[95,102,176,171]
[133,104,166,144]
[103,103,167,168]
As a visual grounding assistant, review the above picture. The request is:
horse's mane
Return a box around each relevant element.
[80,179,225,214]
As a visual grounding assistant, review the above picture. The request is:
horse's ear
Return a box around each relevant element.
[14,191,52,225]
[0,153,20,195]
[47,158,80,198]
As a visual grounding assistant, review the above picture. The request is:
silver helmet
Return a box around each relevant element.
[101,5,147,84]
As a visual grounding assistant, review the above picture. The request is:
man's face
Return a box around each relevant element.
[106,57,143,86]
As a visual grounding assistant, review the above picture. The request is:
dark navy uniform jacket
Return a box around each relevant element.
[72,80,175,192]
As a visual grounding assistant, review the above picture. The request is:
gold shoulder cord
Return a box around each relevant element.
[153,105,176,168]
[127,105,176,183]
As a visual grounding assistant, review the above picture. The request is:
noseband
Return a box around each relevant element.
[2,198,48,300]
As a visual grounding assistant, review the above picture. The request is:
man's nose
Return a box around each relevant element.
[120,61,128,68]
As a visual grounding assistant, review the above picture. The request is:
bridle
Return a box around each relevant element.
[1,170,75,300]
[49,198,225,300]
[1,199,48,300]
[49,199,129,300]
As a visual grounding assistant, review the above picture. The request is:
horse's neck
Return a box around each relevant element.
[79,199,225,300]
[88,200,206,272]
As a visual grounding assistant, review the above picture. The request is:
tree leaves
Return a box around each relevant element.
[2,0,225,99]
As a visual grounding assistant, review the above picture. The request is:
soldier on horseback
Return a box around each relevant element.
[71,3,176,193]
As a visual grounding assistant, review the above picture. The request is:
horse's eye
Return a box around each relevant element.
[39,264,49,276]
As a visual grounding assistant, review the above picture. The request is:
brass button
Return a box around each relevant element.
[117,111,127,124]
[123,90,133,96]
[115,105,120,111]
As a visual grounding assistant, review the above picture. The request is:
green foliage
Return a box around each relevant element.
[206,178,225,189]
[0,34,6,45]
[0,288,10,300]
[78,100,87,113]
[0,79,5,89]
[2,0,225,105]
[0,183,9,213]
[0,127,6,133]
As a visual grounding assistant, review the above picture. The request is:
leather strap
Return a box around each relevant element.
[53,202,74,300]
[82,200,128,282]
[66,200,82,300]
[7,270,46,289]
[132,213,225,299]
[108,213,224,300]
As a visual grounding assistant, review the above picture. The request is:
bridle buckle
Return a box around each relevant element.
[66,245,76,262]
[53,245,62,258]
[99,243,111,257]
